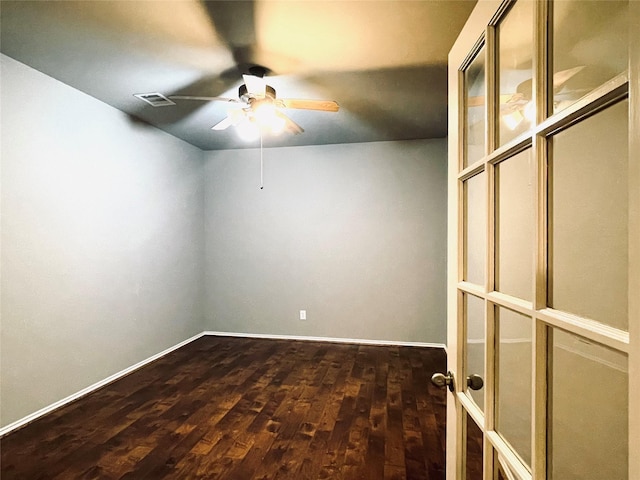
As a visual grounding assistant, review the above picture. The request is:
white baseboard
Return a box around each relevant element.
[1,330,445,437]
[0,331,205,438]
[203,330,446,349]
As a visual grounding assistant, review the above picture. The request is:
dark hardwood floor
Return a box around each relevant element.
[1,336,447,479]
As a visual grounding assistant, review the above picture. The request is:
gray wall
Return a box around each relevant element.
[203,139,447,343]
[0,54,205,427]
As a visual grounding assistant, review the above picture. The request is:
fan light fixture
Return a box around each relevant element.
[235,103,287,141]
[503,100,535,131]
[236,117,261,141]
[503,110,524,130]
[252,102,286,135]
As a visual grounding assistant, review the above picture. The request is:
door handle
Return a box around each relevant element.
[466,374,484,390]
[431,371,455,392]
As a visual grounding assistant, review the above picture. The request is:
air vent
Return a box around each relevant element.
[133,92,175,107]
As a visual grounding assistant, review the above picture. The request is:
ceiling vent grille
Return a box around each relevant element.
[133,92,175,107]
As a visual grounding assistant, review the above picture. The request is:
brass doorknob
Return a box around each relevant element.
[431,371,455,392]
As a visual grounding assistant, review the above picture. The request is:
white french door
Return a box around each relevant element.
[440,0,640,478]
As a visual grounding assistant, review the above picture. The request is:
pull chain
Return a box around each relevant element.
[260,131,264,190]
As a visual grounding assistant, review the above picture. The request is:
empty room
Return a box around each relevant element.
[1,1,638,479]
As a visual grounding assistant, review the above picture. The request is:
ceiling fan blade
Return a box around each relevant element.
[513,65,586,98]
[467,96,485,107]
[211,109,246,130]
[169,95,239,104]
[211,117,233,130]
[553,65,586,90]
[279,99,340,112]
[275,111,304,135]
[467,94,521,107]
[211,116,235,131]
[242,74,266,97]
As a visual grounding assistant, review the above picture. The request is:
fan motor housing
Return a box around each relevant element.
[239,84,276,102]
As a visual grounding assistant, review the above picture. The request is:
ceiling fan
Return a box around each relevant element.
[134,67,340,189]
[468,65,586,129]
[165,67,340,141]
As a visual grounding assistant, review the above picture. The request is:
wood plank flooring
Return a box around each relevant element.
[0,336,447,479]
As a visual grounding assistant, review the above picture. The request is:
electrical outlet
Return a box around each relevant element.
[299,310,307,321]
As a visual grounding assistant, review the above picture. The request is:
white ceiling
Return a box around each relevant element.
[0,0,477,150]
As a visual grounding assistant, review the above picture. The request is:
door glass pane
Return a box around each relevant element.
[495,149,533,300]
[495,307,532,467]
[548,329,628,480]
[548,100,629,330]
[465,293,485,411]
[497,0,534,146]
[464,172,486,285]
[553,0,628,114]
[466,412,484,480]
[465,45,487,167]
